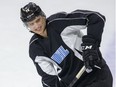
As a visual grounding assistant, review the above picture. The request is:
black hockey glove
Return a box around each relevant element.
[81,36,101,70]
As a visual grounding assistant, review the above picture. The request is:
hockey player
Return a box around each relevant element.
[20,2,113,87]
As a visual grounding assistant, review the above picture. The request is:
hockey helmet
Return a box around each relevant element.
[20,2,46,22]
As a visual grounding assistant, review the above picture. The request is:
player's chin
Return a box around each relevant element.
[35,31,42,36]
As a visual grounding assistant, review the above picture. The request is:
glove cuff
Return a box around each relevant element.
[82,35,96,43]
[81,35,99,50]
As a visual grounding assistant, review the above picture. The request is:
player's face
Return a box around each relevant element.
[27,16,47,37]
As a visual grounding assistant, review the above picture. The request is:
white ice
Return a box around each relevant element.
[0,0,115,87]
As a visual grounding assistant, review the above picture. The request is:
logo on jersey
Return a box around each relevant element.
[51,45,69,64]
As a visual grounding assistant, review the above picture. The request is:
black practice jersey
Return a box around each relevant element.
[29,10,105,87]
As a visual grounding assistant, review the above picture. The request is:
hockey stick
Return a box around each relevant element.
[68,66,86,87]
[68,65,99,87]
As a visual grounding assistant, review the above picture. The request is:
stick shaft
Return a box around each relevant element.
[68,66,86,87]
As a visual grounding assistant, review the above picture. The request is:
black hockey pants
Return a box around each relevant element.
[72,64,113,87]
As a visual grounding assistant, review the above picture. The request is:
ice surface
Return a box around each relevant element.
[0,0,115,87]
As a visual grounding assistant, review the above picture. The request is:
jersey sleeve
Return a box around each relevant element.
[47,10,105,45]
[29,36,61,87]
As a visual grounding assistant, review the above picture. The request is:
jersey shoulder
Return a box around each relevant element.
[47,12,67,22]
[29,34,43,46]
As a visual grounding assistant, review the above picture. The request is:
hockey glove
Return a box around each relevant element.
[81,36,101,70]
